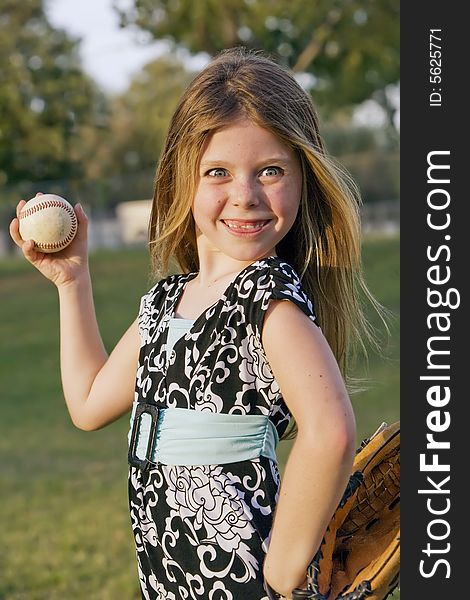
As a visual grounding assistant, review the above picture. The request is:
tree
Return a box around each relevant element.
[114,0,399,115]
[106,55,194,176]
[0,0,105,187]
[65,55,195,209]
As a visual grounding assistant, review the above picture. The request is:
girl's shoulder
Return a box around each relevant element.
[145,271,188,295]
[239,255,301,284]
[139,271,191,312]
[239,256,317,325]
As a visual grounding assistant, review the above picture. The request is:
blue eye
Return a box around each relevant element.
[261,166,283,177]
[207,168,228,177]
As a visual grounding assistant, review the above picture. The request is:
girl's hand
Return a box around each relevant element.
[9,193,90,289]
[265,574,309,600]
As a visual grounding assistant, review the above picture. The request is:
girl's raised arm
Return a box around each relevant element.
[261,299,357,599]
[10,198,138,431]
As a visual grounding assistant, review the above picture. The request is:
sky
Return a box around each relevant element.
[46,0,182,93]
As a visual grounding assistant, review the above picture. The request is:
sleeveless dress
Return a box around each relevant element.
[128,256,318,600]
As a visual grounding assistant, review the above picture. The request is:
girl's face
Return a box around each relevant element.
[192,118,302,265]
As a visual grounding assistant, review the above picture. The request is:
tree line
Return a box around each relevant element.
[0,0,399,221]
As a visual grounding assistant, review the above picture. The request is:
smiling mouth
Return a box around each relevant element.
[221,219,271,231]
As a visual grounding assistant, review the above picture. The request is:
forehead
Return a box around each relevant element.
[200,118,295,161]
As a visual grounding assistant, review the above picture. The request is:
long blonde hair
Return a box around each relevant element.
[149,47,383,388]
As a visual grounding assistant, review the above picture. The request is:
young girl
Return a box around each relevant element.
[10,47,375,599]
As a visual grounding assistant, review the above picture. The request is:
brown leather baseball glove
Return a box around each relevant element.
[266,421,400,600]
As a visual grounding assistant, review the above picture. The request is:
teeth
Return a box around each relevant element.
[225,221,267,230]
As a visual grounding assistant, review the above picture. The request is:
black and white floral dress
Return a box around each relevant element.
[129,256,318,600]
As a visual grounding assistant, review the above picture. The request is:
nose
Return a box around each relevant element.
[230,178,259,208]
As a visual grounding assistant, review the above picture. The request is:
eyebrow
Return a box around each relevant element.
[200,156,293,169]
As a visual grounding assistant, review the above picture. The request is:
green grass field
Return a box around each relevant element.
[0,237,399,599]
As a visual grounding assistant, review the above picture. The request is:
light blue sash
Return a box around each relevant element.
[129,316,279,466]
[127,403,279,466]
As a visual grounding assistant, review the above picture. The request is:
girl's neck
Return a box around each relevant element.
[195,252,277,288]
[194,265,249,288]
[174,252,277,320]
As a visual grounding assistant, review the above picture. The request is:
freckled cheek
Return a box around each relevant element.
[192,196,225,226]
[208,193,226,217]
[270,188,300,218]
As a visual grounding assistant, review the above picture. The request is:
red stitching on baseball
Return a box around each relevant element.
[20,199,78,250]
[19,199,76,221]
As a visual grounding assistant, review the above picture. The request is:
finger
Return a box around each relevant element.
[74,203,88,240]
[75,203,88,221]
[22,239,35,253]
[22,239,42,263]
[8,216,40,261]
[9,218,24,248]
[16,200,26,219]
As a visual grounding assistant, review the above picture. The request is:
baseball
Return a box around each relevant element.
[19,194,78,253]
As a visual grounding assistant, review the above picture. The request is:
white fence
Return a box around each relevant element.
[361,200,399,236]
[0,200,399,257]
